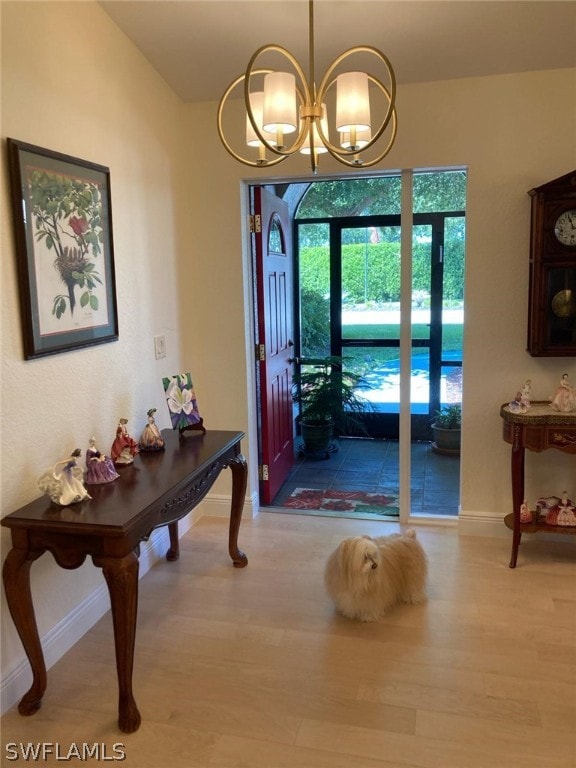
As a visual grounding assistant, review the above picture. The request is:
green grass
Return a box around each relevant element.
[341,324,463,368]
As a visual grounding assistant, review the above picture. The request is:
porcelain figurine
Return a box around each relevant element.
[38,449,92,506]
[543,491,576,526]
[550,373,576,413]
[519,379,532,410]
[509,379,532,413]
[519,500,532,523]
[138,408,165,451]
[85,436,120,484]
[111,418,139,465]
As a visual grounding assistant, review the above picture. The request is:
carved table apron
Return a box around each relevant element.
[2,429,248,733]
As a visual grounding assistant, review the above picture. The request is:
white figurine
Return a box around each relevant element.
[509,379,532,413]
[550,373,576,413]
[38,449,92,506]
[519,379,532,410]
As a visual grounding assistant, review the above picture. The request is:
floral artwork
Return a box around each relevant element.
[7,139,118,359]
[163,373,202,431]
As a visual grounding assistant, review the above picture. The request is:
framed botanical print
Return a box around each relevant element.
[7,138,119,359]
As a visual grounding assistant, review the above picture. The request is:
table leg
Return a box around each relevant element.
[509,441,525,568]
[2,547,47,716]
[95,551,141,733]
[229,453,248,568]
[166,521,179,561]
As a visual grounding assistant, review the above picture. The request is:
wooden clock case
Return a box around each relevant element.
[527,170,576,356]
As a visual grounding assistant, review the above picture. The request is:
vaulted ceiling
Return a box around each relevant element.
[100,1,576,103]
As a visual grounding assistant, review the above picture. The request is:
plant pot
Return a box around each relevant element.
[299,419,335,458]
[431,424,461,455]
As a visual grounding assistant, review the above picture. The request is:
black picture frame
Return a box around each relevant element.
[6,138,119,359]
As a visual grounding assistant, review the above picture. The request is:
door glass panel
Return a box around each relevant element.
[413,170,467,213]
[441,216,464,406]
[299,223,330,358]
[341,225,401,415]
[297,176,401,217]
[411,225,432,420]
[268,214,284,254]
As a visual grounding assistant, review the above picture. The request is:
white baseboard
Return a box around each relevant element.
[196,491,258,519]
[458,511,576,545]
[0,491,254,716]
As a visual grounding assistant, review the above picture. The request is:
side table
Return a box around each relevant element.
[2,429,247,732]
[500,402,576,567]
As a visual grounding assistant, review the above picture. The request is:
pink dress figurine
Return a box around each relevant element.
[86,436,120,484]
[111,418,139,465]
[550,373,576,413]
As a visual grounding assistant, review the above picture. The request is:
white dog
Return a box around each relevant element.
[324,531,427,621]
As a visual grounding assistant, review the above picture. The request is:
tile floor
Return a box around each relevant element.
[270,438,460,517]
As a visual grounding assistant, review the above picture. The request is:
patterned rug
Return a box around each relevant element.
[283,488,399,516]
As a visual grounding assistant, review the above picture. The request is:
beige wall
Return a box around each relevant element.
[182,69,576,523]
[0,2,189,678]
[1,0,575,702]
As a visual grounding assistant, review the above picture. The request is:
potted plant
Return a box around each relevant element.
[292,357,371,457]
[431,404,461,455]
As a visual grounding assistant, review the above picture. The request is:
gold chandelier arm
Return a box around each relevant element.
[325,108,397,168]
[315,46,397,157]
[217,71,288,167]
[244,44,313,157]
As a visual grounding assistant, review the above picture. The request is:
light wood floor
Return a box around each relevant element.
[2,513,575,768]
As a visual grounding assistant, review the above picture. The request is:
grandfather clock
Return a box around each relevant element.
[527,170,576,356]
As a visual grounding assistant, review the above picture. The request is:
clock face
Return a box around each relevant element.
[554,209,576,246]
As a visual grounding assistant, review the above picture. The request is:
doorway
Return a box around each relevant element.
[252,170,465,518]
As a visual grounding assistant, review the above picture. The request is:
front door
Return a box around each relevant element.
[253,187,295,503]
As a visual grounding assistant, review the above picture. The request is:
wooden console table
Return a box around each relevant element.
[500,403,576,568]
[1,429,247,733]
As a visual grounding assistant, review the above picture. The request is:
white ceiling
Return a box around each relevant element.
[99,1,576,103]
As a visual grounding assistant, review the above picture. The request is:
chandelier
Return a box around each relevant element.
[217,0,397,173]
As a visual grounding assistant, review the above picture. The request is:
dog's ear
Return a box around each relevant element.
[338,538,361,587]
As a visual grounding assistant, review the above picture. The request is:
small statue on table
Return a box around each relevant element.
[519,500,532,523]
[509,379,532,413]
[543,491,576,526]
[86,436,120,484]
[550,373,576,413]
[111,418,139,465]
[38,449,92,506]
[138,408,165,452]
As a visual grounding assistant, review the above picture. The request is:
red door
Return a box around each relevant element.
[253,187,295,504]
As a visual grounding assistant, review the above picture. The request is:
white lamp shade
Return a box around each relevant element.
[336,71,371,133]
[263,72,297,134]
[246,91,277,147]
[300,104,329,154]
[340,126,372,150]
